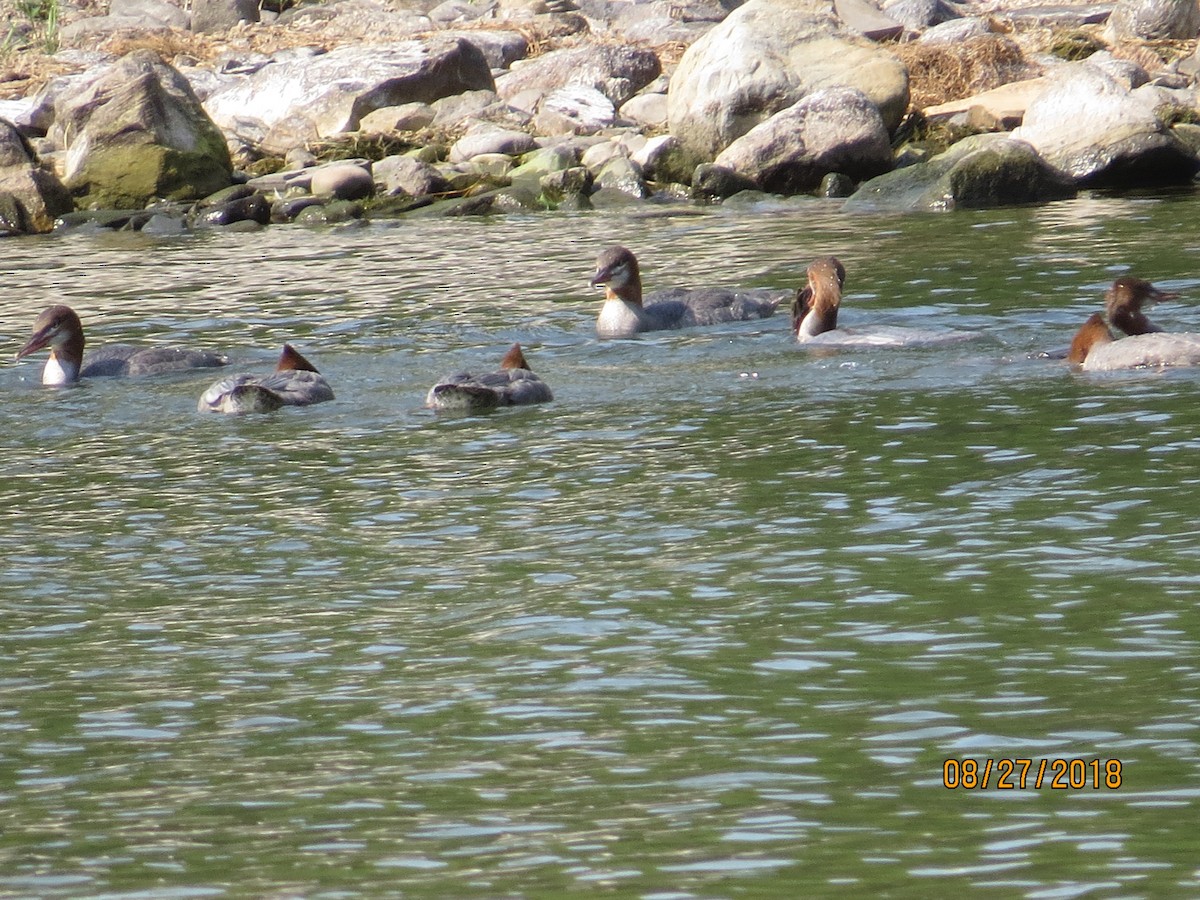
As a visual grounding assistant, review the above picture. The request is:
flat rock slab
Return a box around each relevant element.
[203,38,494,142]
[923,76,1051,123]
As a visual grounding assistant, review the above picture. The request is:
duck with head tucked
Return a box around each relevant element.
[1068,276,1200,370]
[198,344,335,413]
[426,343,553,412]
[792,256,976,347]
[588,245,787,339]
[17,304,227,385]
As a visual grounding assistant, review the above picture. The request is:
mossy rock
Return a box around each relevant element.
[845,134,1076,212]
[67,144,232,210]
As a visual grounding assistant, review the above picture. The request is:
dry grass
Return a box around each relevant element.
[309,127,457,162]
[417,11,607,61]
[894,34,1032,111]
[1109,36,1199,71]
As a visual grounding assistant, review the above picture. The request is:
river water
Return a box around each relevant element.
[2,191,1200,897]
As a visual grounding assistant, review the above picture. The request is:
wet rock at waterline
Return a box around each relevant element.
[844,134,1077,212]
[712,87,894,194]
[1012,61,1200,187]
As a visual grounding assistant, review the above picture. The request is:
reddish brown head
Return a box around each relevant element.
[500,343,531,371]
[17,305,84,359]
[1068,312,1114,365]
[276,344,320,373]
[792,256,846,338]
[590,246,643,305]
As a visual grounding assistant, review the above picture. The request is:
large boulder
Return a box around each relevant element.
[667,0,908,169]
[1105,0,1200,40]
[844,134,1077,212]
[49,51,232,209]
[1012,62,1200,186]
[495,44,661,108]
[0,119,73,233]
[203,38,495,153]
[713,87,893,194]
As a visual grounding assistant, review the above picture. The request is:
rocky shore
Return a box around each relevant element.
[1,0,1199,235]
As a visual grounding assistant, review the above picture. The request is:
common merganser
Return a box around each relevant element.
[426,343,553,411]
[16,304,226,386]
[198,344,335,413]
[1105,275,1176,336]
[588,245,786,339]
[1068,311,1200,370]
[792,256,975,347]
[792,255,846,339]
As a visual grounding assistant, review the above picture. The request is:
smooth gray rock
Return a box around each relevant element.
[496,44,661,108]
[1013,61,1200,186]
[619,92,668,129]
[431,90,530,130]
[881,0,944,28]
[50,51,232,209]
[429,0,489,22]
[534,85,615,135]
[449,126,538,162]
[203,39,495,152]
[109,0,190,28]
[374,155,452,196]
[311,163,375,199]
[191,0,260,32]
[713,87,893,194]
[835,0,904,40]
[359,103,436,133]
[845,133,1077,211]
[667,0,909,169]
[444,29,530,69]
[593,154,649,198]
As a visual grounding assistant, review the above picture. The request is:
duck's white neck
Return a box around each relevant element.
[43,351,80,386]
[795,311,831,340]
[596,293,650,339]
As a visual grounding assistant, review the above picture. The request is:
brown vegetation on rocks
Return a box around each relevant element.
[893,34,1032,111]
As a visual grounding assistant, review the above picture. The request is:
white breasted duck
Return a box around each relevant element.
[17,304,226,385]
[588,245,786,339]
